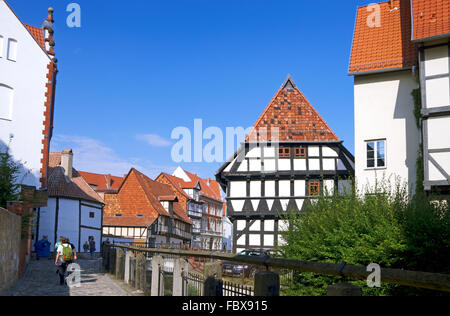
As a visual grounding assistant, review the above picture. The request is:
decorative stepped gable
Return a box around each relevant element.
[246,75,339,143]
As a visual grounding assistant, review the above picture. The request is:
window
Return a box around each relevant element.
[279,147,290,158]
[7,39,17,62]
[89,212,95,218]
[366,140,386,169]
[0,36,4,58]
[0,84,13,120]
[294,147,306,158]
[309,181,321,196]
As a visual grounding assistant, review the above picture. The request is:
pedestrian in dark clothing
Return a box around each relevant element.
[89,237,96,258]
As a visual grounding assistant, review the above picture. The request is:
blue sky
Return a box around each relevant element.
[8,0,376,180]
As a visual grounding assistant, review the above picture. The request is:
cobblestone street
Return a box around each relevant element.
[4,259,128,296]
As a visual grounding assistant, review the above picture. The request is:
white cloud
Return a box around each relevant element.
[136,134,172,147]
[51,135,176,178]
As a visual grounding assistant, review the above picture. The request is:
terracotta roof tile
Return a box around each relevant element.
[349,0,418,74]
[246,76,339,142]
[412,0,450,41]
[24,24,45,50]
[103,216,157,227]
[78,171,124,192]
[103,169,193,227]
[47,152,103,203]
[158,171,222,202]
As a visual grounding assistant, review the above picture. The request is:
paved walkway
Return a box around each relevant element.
[5,259,127,296]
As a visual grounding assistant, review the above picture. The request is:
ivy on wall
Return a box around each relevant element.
[411,88,425,196]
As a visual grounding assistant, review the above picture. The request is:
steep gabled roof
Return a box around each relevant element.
[158,169,223,203]
[47,152,103,203]
[78,171,124,192]
[349,0,417,75]
[245,75,339,143]
[411,0,450,41]
[183,170,222,202]
[104,168,193,226]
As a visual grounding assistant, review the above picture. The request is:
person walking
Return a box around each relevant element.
[89,237,96,258]
[55,237,77,285]
[34,236,51,260]
[83,241,89,253]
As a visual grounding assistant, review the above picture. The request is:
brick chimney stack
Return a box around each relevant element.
[61,149,73,180]
[105,174,112,190]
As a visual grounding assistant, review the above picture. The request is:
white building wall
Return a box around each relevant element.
[0,1,52,188]
[57,199,80,249]
[37,198,57,246]
[354,70,419,194]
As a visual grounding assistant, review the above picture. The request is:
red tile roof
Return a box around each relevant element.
[24,24,45,50]
[78,171,124,192]
[103,169,193,227]
[245,76,339,142]
[412,0,450,41]
[48,152,103,203]
[183,170,222,202]
[349,0,418,74]
[103,216,157,227]
[157,171,222,203]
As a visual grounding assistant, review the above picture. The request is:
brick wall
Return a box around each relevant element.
[0,208,21,294]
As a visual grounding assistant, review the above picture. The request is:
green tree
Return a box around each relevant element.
[0,146,21,208]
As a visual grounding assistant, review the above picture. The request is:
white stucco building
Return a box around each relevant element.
[36,150,104,252]
[349,0,450,196]
[0,0,57,190]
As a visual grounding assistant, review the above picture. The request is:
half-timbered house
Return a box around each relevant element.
[349,0,450,195]
[216,76,354,253]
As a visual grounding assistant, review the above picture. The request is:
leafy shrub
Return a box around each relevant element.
[279,181,450,296]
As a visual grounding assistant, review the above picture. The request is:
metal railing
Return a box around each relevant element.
[109,244,450,294]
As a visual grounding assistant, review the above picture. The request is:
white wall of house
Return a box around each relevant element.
[354,70,419,194]
[0,0,52,188]
[38,198,103,251]
[421,42,450,188]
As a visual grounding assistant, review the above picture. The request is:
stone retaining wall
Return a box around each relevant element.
[0,207,21,294]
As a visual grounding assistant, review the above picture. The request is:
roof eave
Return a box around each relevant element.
[412,33,450,43]
[349,66,414,76]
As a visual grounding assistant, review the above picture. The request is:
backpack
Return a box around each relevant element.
[62,244,73,262]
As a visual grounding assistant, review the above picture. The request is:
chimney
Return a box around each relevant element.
[105,174,112,190]
[42,8,55,57]
[61,149,73,180]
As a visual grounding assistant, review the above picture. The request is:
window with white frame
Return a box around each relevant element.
[0,35,4,58]
[0,84,13,120]
[7,39,17,62]
[366,140,386,169]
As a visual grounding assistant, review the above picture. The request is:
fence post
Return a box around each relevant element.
[203,262,223,296]
[151,256,165,296]
[173,258,189,296]
[109,247,116,275]
[124,251,134,284]
[254,271,280,296]
[115,248,125,280]
[103,244,110,272]
[327,283,362,296]
[135,253,146,292]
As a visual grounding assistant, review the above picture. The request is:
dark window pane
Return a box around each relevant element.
[367,159,375,168]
